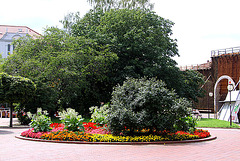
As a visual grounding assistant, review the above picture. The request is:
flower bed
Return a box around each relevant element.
[21,123,210,142]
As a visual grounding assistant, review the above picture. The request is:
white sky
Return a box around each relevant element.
[1,0,240,66]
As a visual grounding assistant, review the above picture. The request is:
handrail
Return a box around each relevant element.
[211,46,240,57]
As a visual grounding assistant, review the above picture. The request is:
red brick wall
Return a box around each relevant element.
[196,54,240,111]
[216,54,240,97]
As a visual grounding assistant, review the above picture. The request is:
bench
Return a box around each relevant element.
[192,109,202,119]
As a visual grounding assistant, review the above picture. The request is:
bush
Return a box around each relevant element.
[107,77,194,135]
[16,105,31,125]
[27,108,52,132]
[17,112,31,125]
[58,108,84,132]
[89,104,109,125]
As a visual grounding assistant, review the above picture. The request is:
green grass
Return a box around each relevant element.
[197,118,240,128]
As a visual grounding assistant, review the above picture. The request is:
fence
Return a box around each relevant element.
[211,46,240,57]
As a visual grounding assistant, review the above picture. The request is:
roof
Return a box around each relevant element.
[0,25,41,39]
[179,60,211,71]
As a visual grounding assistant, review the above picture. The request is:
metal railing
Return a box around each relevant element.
[211,46,240,57]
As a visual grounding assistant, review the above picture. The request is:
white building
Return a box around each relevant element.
[0,25,41,58]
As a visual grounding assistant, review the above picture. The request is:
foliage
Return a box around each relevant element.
[27,108,53,132]
[22,126,210,142]
[87,0,154,11]
[107,77,194,135]
[20,121,210,142]
[18,81,57,115]
[2,27,117,113]
[72,9,179,82]
[0,72,36,104]
[58,108,85,132]
[66,8,204,102]
[0,72,36,127]
[16,107,31,125]
[178,70,205,102]
[0,54,6,72]
[89,104,109,124]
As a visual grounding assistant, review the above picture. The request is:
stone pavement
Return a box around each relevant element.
[0,118,21,127]
[0,118,240,160]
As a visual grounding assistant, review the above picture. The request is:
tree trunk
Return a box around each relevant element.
[9,103,13,127]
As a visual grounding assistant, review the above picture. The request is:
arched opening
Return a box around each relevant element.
[214,75,235,118]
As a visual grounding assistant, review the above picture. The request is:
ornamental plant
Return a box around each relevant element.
[58,108,84,132]
[27,108,52,132]
[108,77,195,136]
[89,104,109,125]
[20,121,210,142]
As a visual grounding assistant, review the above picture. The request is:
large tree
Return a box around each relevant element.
[65,8,204,102]
[0,72,36,127]
[70,9,179,91]
[87,0,154,11]
[2,27,117,114]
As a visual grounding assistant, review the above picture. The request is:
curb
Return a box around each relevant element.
[15,135,217,145]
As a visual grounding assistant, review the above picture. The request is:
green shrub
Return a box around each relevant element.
[27,108,52,132]
[58,108,84,132]
[89,104,109,125]
[107,77,194,135]
[15,105,31,125]
[17,112,31,125]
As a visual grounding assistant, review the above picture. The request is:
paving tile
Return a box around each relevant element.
[0,119,240,160]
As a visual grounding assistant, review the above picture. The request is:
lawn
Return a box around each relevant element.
[197,118,240,128]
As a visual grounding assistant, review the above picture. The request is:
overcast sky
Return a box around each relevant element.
[1,0,240,66]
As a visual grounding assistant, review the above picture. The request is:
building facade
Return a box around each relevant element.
[181,46,240,117]
[0,25,41,58]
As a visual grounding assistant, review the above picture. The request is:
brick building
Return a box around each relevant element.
[180,46,240,115]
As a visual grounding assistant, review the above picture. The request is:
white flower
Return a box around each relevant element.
[37,108,42,114]
[27,112,32,118]
[43,110,48,115]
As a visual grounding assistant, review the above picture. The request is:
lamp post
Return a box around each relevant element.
[227,81,234,126]
[208,92,213,119]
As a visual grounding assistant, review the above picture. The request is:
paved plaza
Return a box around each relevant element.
[0,118,240,161]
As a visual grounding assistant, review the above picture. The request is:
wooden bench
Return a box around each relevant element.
[192,109,202,119]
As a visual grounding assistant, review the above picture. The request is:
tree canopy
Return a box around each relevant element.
[87,0,154,11]
[0,72,36,126]
[65,8,204,102]
[2,27,117,113]
[1,8,204,115]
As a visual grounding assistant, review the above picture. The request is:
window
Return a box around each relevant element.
[8,44,10,52]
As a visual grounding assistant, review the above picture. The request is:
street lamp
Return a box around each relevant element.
[208,92,213,119]
[227,81,234,126]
